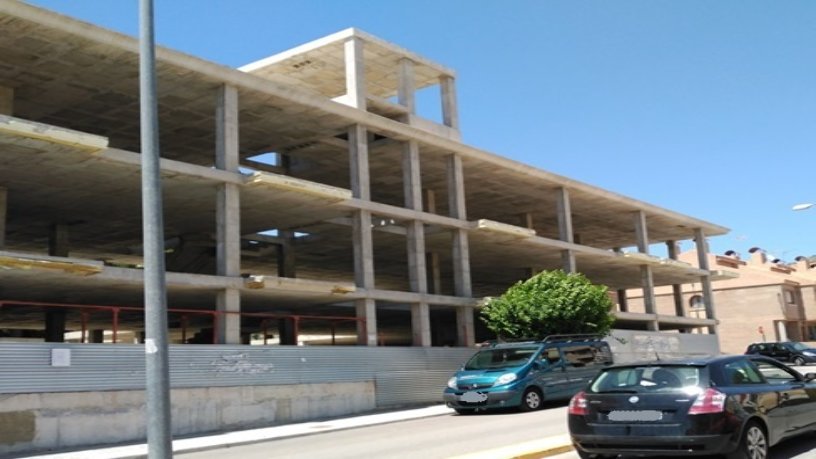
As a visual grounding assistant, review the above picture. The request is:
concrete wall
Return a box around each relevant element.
[0,381,374,457]
[606,329,720,362]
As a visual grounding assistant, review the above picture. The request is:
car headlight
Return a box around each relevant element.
[447,377,458,389]
[494,373,518,386]
[803,352,816,357]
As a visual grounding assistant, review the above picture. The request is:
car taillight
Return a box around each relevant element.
[688,388,726,414]
[569,391,589,415]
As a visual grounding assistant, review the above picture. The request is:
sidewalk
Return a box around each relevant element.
[21,405,573,459]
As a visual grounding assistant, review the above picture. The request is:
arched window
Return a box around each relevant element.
[689,295,704,310]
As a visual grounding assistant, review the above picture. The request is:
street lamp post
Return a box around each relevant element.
[139,0,173,457]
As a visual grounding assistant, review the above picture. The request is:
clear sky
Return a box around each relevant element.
[27,0,816,261]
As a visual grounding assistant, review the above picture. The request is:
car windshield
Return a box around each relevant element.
[590,365,702,393]
[464,346,538,370]
[788,342,809,351]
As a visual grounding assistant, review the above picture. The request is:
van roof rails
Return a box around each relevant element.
[540,334,603,343]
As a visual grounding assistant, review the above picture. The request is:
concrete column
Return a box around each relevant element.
[356,298,377,346]
[48,223,69,257]
[695,228,717,334]
[215,85,241,344]
[276,230,296,278]
[278,318,297,345]
[634,211,657,330]
[411,302,431,347]
[90,329,105,343]
[403,142,426,292]
[556,187,576,273]
[44,309,66,343]
[216,288,241,344]
[349,124,376,344]
[640,265,658,331]
[0,187,5,249]
[447,154,473,345]
[667,240,686,320]
[613,247,628,312]
[216,84,241,277]
[426,252,442,295]
[520,212,534,230]
[352,210,375,289]
[423,189,437,215]
[403,140,430,346]
[344,37,367,109]
[0,86,13,116]
[398,58,416,115]
[423,188,442,293]
[440,76,459,130]
[349,125,370,200]
[617,289,628,312]
[447,154,466,220]
[633,210,649,254]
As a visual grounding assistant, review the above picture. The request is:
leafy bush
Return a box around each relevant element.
[480,269,614,340]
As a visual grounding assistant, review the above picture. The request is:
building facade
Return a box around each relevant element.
[0,1,729,348]
[628,248,816,354]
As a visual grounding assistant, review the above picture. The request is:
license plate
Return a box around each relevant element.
[608,410,663,422]
[460,391,488,403]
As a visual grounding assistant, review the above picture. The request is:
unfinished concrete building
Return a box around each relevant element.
[0,1,730,349]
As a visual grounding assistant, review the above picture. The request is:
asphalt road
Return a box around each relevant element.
[176,401,570,459]
[554,433,816,459]
[177,365,816,459]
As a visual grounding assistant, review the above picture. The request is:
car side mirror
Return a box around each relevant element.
[804,372,816,382]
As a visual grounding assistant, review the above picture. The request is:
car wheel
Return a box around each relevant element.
[728,421,768,459]
[519,387,543,412]
[454,408,475,415]
[794,356,806,366]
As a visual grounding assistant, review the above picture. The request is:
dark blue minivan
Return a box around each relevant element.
[443,334,613,414]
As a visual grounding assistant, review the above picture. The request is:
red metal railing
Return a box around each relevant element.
[0,300,363,345]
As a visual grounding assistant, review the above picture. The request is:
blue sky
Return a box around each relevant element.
[28,0,816,261]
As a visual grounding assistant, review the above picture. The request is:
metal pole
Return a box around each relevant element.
[139,0,173,457]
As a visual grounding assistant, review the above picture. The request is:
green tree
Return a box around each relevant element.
[480,269,615,340]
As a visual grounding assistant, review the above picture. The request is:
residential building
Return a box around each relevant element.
[628,248,816,354]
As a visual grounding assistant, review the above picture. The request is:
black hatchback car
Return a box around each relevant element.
[568,355,816,458]
[745,341,816,366]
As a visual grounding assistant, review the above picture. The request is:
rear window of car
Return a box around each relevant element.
[589,365,701,393]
